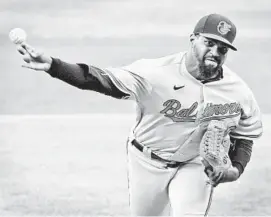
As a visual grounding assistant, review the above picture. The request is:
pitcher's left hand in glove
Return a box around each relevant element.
[200,120,240,187]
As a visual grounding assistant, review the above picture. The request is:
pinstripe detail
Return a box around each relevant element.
[200,113,240,123]
[230,131,262,139]
[126,138,132,209]
[164,116,197,122]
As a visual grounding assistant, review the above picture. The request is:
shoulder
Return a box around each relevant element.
[222,65,252,92]
[222,65,257,104]
[121,52,185,72]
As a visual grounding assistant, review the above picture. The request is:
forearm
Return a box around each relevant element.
[229,138,253,176]
[46,58,128,99]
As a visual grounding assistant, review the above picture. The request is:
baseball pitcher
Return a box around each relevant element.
[13,14,263,216]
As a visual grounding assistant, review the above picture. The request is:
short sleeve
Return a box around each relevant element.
[104,61,152,101]
[230,89,263,140]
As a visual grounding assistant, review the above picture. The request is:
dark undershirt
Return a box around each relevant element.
[47,58,128,99]
[46,57,253,176]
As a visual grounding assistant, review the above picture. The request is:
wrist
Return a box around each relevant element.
[44,57,53,72]
[227,166,240,181]
[232,161,244,176]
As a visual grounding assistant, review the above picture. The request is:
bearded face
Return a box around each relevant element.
[191,35,228,80]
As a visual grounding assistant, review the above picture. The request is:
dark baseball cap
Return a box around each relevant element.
[193,14,237,51]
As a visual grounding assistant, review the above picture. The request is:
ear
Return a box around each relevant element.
[190,33,198,42]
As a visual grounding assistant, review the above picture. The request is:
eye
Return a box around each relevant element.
[219,46,229,55]
[205,39,215,47]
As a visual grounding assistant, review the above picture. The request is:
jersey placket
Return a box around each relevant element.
[196,84,206,125]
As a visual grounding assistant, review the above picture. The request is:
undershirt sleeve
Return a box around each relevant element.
[229,138,253,176]
[46,58,129,99]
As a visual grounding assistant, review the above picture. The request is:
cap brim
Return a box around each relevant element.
[199,33,237,51]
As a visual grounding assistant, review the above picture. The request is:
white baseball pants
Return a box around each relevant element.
[127,142,212,216]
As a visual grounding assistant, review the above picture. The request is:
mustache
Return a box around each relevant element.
[204,56,221,64]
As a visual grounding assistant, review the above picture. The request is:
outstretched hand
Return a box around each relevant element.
[16,43,52,71]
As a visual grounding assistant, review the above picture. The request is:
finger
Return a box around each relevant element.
[204,168,212,178]
[207,175,218,187]
[212,181,218,188]
[201,159,210,168]
[206,179,214,186]
[204,165,213,177]
[21,42,33,52]
[206,178,217,188]
[22,62,38,70]
[208,170,221,180]
[213,171,224,183]
[34,49,44,58]
[208,171,224,188]
[22,42,40,58]
[16,45,26,55]
[207,171,218,182]
[208,170,216,178]
[204,165,213,172]
[201,159,214,175]
[22,63,34,70]
[23,55,31,63]
[22,62,46,71]
[22,63,39,70]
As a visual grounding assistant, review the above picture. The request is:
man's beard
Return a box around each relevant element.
[199,63,219,79]
[199,57,221,80]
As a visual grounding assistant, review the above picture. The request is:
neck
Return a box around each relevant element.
[185,49,219,81]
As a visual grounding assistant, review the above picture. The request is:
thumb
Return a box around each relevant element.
[22,62,35,70]
[21,62,44,71]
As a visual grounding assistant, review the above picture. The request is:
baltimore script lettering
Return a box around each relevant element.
[160,100,242,122]
[160,100,198,122]
[202,102,241,117]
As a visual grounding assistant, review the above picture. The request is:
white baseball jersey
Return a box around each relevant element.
[105,52,263,162]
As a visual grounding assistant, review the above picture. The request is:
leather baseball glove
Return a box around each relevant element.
[200,120,232,185]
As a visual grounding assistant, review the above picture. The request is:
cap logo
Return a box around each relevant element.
[217,21,231,35]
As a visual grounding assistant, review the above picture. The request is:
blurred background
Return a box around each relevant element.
[0,0,271,216]
[1,0,271,114]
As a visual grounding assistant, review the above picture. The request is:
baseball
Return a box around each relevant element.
[9,28,27,44]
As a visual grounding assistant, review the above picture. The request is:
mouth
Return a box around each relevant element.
[204,57,220,67]
[205,58,218,63]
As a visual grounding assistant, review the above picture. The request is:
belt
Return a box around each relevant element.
[131,139,182,168]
